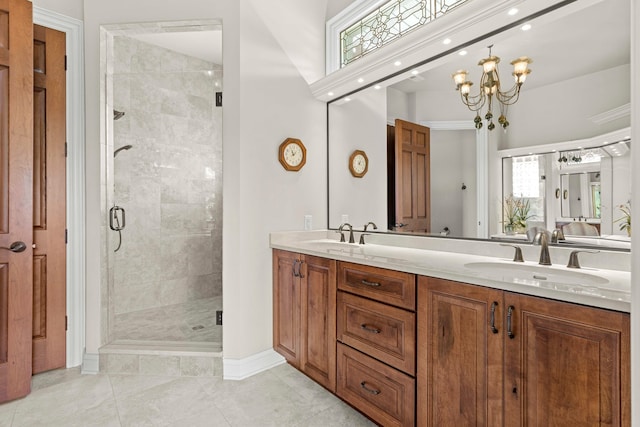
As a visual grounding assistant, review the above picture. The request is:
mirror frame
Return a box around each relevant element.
[325,0,631,252]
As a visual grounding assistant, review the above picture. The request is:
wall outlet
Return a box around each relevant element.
[304,215,312,230]
[216,310,223,325]
[341,214,349,224]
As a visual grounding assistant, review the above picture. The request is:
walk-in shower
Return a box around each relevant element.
[102,22,223,358]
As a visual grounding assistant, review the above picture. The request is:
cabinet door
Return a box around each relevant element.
[417,277,504,427]
[273,249,301,366]
[300,255,336,392]
[504,292,630,426]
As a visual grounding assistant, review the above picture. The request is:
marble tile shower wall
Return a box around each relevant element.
[111,35,222,319]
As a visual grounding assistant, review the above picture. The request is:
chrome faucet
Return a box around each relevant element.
[364,222,377,232]
[533,231,551,265]
[359,222,378,244]
[338,223,355,243]
[551,228,565,243]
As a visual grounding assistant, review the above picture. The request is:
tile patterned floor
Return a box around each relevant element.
[0,364,375,426]
[112,297,222,343]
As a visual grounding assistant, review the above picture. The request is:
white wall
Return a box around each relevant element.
[82,0,330,362]
[503,65,630,149]
[33,0,82,20]
[329,87,387,229]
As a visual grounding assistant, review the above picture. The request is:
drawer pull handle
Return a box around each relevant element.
[360,324,381,334]
[507,305,515,339]
[361,279,381,287]
[490,301,499,334]
[360,381,381,395]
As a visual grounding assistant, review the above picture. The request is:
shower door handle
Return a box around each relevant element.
[109,206,126,231]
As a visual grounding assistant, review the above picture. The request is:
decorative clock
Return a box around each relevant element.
[278,138,306,171]
[349,149,368,178]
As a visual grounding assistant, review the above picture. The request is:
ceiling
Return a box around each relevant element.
[131,30,222,65]
[391,0,629,93]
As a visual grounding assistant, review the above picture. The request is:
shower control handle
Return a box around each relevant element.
[109,206,126,231]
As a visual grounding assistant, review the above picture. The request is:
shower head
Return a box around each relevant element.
[114,110,125,120]
[114,145,133,157]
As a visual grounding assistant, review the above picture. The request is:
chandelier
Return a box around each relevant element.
[452,45,532,130]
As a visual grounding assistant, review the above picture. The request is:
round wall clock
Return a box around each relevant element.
[349,149,368,178]
[278,138,306,171]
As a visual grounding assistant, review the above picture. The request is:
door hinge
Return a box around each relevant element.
[65,315,68,331]
[216,310,223,325]
[64,55,68,71]
[65,229,68,244]
[65,142,68,157]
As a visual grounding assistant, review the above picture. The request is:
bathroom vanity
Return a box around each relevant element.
[271,231,630,426]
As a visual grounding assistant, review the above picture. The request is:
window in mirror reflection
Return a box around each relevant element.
[504,154,546,233]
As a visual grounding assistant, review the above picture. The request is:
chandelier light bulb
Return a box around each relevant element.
[479,56,499,73]
[460,82,473,95]
[511,56,531,73]
[452,70,468,86]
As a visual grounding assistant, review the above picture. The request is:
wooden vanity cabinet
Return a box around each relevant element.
[337,262,417,426]
[272,249,337,392]
[418,276,630,426]
[503,291,630,426]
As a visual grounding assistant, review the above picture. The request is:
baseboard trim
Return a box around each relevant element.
[223,349,285,380]
[81,352,99,375]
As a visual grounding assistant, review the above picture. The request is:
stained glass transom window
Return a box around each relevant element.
[340,0,469,67]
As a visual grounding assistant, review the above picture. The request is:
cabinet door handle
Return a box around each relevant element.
[507,305,515,339]
[361,279,381,287]
[292,260,299,277]
[360,381,381,395]
[298,261,305,278]
[360,324,381,334]
[490,301,499,334]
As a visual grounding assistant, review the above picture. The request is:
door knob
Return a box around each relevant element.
[0,241,27,253]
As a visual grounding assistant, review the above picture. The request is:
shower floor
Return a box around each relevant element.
[112,296,222,346]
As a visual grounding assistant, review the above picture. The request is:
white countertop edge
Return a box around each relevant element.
[270,231,630,313]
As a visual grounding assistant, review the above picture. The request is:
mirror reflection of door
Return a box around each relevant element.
[561,172,601,219]
[389,119,430,233]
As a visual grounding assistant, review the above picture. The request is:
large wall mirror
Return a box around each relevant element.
[328,0,631,250]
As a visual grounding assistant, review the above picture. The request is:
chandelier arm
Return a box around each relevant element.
[495,89,522,106]
[459,92,486,111]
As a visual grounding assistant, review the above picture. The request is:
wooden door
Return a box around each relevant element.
[273,249,301,367]
[300,255,336,392]
[417,277,503,427]
[394,119,430,233]
[0,0,34,403]
[503,292,630,426]
[32,24,66,374]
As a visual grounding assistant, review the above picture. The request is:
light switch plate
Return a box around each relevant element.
[304,215,312,230]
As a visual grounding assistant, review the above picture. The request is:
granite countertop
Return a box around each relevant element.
[270,230,631,313]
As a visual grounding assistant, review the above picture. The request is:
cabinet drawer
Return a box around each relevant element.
[337,343,415,427]
[337,291,415,375]
[338,262,416,310]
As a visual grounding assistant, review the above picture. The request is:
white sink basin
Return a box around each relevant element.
[464,262,609,287]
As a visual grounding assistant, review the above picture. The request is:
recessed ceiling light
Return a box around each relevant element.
[374,85,382,90]
[328,92,334,96]
[344,97,351,102]
[357,78,364,83]
[443,38,452,45]
[521,23,532,31]
[394,60,402,66]
[411,69,419,75]
[508,8,519,16]
[552,149,557,152]
[459,50,467,56]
